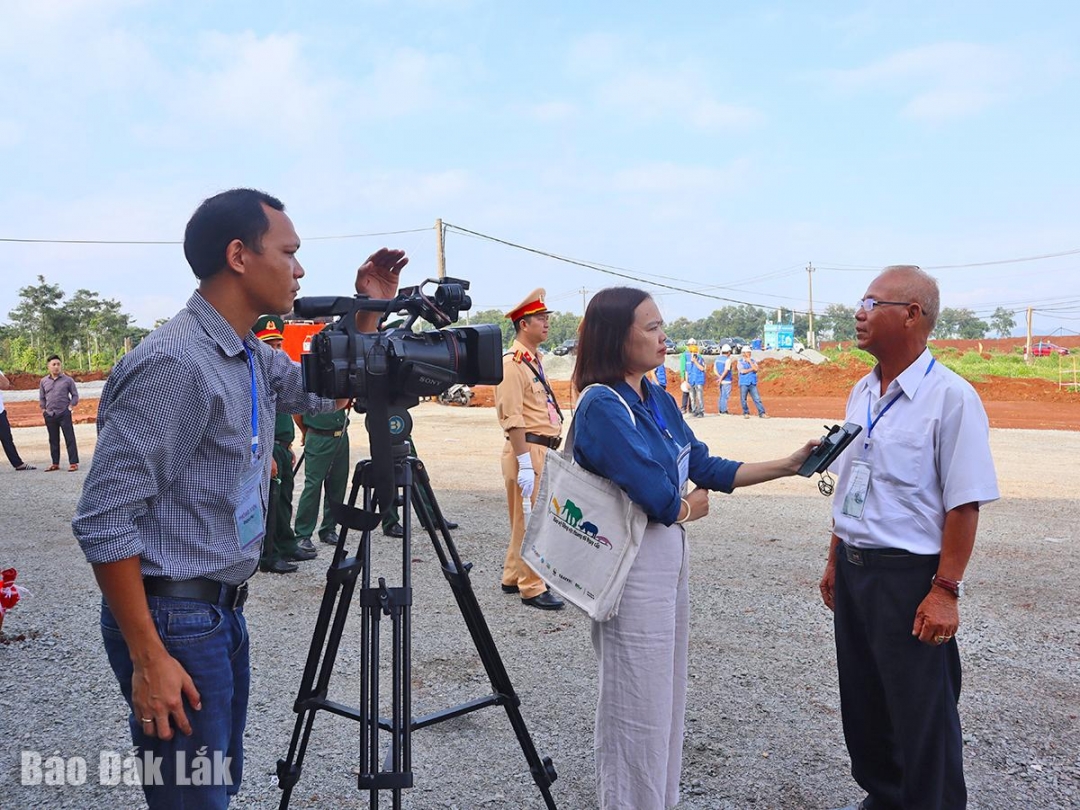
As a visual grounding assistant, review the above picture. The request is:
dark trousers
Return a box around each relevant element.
[0,410,26,468]
[44,409,79,465]
[261,442,299,566]
[834,543,966,810]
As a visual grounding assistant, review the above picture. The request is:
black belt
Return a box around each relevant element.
[306,426,343,437]
[838,541,936,569]
[525,432,561,450]
[143,576,249,610]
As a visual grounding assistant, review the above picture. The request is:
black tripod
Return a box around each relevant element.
[275,417,558,809]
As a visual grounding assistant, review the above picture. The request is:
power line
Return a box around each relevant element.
[816,246,1080,272]
[0,227,431,246]
[443,222,780,309]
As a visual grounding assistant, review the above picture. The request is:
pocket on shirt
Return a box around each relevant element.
[874,427,926,489]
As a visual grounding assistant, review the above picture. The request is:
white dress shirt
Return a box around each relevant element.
[832,348,1000,554]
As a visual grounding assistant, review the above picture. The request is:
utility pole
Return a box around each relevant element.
[580,286,588,315]
[435,218,446,279]
[1025,307,1033,362]
[807,263,816,349]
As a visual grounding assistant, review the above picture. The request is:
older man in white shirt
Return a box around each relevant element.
[820,265,999,810]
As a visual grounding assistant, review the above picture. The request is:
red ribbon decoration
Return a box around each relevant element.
[0,568,21,615]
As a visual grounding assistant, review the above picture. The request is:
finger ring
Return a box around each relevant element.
[140,717,153,723]
[934,635,946,643]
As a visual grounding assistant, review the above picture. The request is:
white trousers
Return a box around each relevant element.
[592,522,689,810]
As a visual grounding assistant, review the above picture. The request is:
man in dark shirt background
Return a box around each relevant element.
[39,353,80,471]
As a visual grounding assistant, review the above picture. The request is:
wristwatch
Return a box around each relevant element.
[931,575,964,598]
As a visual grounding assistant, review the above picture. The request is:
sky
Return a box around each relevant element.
[1,0,1078,337]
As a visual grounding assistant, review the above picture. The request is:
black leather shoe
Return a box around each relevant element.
[296,537,317,554]
[288,546,317,562]
[444,520,459,530]
[383,523,405,538]
[260,559,298,574]
[320,530,339,546]
[522,591,564,610]
[501,583,520,594]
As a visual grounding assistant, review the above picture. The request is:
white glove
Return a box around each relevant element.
[516,452,535,498]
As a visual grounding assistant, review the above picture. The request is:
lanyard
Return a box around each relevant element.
[864,357,935,449]
[642,384,676,442]
[244,346,259,458]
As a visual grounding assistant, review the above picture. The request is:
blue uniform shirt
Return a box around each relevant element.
[684,352,706,385]
[572,380,741,524]
[737,357,758,386]
[655,364,667,386]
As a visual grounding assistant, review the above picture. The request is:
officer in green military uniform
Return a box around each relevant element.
[255,315,318,573]
[294,401,350,546]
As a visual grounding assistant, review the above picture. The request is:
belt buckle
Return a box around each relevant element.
[846,546,864,566]
[550,436,561,450]
[231,582,249,610]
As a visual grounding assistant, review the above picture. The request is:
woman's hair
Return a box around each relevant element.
[572,287,651,391]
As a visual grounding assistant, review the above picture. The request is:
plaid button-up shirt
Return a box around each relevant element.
[73,292,335,584]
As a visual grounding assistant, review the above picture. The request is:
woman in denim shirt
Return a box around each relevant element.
[571,287,815,810]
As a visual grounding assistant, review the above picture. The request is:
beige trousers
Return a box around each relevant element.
[500,443,549,599]
[592,522,689,810]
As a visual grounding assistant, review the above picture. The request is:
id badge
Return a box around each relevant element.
[547,400,560,426]
[676,443,691,495]
[234,460,266,551]
[841,460,871,520]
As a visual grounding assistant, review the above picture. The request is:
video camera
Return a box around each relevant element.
[295,276,503,409]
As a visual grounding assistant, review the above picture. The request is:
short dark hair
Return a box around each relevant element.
[47,354,61,363]
[572,287,651,391]
[183,188,285,280]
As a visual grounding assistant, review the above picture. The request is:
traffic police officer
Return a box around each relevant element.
[495,289,564,610]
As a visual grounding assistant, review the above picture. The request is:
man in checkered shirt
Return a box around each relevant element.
[73,188,408,808]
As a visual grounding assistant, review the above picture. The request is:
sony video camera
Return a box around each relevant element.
[294,277,503,409]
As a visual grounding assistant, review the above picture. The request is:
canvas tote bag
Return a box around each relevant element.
[523,385,649,621]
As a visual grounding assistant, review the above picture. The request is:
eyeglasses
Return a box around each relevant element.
[857,298,912,311]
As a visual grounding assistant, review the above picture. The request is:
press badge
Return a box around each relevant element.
[677,443,691,495]
[841,460,871,519]
[547,400,561,426]
[235,460,266,551]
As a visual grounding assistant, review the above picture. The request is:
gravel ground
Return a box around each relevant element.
[1,406,1077,809]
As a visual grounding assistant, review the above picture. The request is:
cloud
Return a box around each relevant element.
[0,119,22,149]
[517,100,578,123]
[611,159,752,195]
[155,31,343,149]
[823,42,1022,122]
[566,34,763,132]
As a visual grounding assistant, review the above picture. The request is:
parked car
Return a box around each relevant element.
[792,339,805,353]
[720,336,747,354]
[664,338,679,354]
[1031,341,1070,357]
[552,338,578,356]
[700,339,721,355]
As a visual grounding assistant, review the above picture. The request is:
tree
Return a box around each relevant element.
[4,276,142,371]
[990,307,1016,338]
[8,276,65,365]
[933,308,988,340]
[818,304,857,341]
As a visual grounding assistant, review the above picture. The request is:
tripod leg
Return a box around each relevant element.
[409,458,559,809]
[276,462,372,809]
